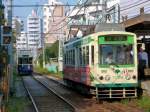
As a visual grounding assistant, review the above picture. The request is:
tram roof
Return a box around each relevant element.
[64,31,136,46]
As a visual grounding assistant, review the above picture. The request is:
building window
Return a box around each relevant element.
[86,46,89,65]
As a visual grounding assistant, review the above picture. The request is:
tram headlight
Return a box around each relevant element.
[132,75,137,80]
[105,75,111,81]
[125,75,131,80]
[99,76,104,80]
[28,65,30,69]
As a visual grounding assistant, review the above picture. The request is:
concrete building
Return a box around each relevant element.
[66,0,120,41]
[68,0,120,25]
[27,9,42,59]
[12,16,24,36]
[27,10,42,48]
[16,31,28,49]
[43,0,66,45]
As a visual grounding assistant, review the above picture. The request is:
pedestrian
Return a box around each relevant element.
[138,47,148,79]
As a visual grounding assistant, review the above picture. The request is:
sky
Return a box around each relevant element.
[13,0,76,31]
[13,0,76,18]
[13,0,150,18]
[12,0,150,30]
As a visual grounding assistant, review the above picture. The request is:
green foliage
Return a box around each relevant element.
[37,40,59,67]
[6,97,30,112]
[47,71,64,79]
[38,54,43,67]
[137,96,150,111]
[121,95,150,111]
[34,66,50,75]
[0,8,5,25]
[34,65,63,78]
[45,40,59,63]
[121,99,130,105]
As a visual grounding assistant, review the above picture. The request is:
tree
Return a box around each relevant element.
[38,40,59,67]
[45,40,59,63]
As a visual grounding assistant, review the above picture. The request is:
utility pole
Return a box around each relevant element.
[42,33,45,68]
[7,0,13,94]
[101,0,107,23]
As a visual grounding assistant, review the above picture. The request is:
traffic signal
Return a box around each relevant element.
[3,36,11,44]
[1,26,12,45]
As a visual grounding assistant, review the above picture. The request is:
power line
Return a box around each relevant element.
[50,0,150,33]
[13,0,150,36]
[121,0,150,11]
[124,6,150,18]
[121,0,141,9]
[44,0,89,37]
[15,32,65,34]
[8,4,104,7]
[50,0,83,26]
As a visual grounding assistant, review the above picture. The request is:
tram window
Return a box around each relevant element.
[83,47,85,65]
[99,45,134,65]
[69,50,71,65]
[79,48,82,65]
[86,46,89,65]
[70,50,73,65]
[91,46,94,65]
[67,51,69,65]
[73,50,75,65]
[66,51,68,65]
[63,53,66,64]
[29,58,32,64]
[70,50,71,65]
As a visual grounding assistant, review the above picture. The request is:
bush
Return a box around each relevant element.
[137,96,150,111]
[34,66,50,75]
[6,97,30,112]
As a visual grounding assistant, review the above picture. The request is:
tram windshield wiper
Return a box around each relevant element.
[109,62,119,67]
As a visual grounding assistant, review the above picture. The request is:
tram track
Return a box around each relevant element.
[22,76,75,112]
[33,73,144,112]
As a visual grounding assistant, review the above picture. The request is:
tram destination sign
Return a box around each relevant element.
[105,35,127,41]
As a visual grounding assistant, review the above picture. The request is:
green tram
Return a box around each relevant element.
[63,31,140,99]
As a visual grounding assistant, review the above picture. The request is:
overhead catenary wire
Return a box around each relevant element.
[121,0,150,11]
[51,0,150,33]
[8,4,105,7]
[13,0,150,36]
[44,0,89,37]
[121,0,141,9]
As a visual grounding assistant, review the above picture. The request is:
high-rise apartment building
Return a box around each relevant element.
[27,9,42,59]
[16,31,28,49]
[12,16,24,36]
[27,9,42,49]
[43,0,66,44]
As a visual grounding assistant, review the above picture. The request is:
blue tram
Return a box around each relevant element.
[18,55,33,75]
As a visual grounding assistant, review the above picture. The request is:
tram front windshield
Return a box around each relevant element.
[99,44,134,65]
[18,57,32,64]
